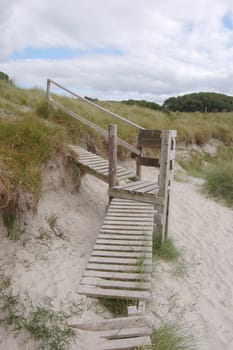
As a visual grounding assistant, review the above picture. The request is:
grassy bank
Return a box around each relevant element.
[1,80,233,206]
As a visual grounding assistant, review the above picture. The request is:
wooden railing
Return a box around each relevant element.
[46,79,143,155]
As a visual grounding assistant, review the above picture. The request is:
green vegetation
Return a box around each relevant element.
[153,235,180,261]
[164,92,233,112]
[151,323,196,350]
[47,214,58,230]
[99,298,134,317]
[0,271,75,349]
[0,116,64,198]
[0,71,11,83]
[2,214,25,241]
[25,307,75,350]
[178,145,233,205]
[0,78,233,215]
[122,99,164,111]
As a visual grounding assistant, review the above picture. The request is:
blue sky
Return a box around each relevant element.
[1,0,233,103]
[11,47,124,60]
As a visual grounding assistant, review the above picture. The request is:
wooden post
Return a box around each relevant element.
[156,130,171,244]
[46,79,51,104]
[46,79,51,119]
[109,124,117,203]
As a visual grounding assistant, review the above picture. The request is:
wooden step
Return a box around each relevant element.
[68,145,136,183]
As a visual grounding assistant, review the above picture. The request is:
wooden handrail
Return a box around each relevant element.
[48,99,141,155]
[47,79,144,130]
[47,79,143,155]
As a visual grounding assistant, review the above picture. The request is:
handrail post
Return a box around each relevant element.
[46,79,51,118]
[46,79,51,103]
[109,124,117,203]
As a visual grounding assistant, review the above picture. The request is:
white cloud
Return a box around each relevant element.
[1,0,233,103]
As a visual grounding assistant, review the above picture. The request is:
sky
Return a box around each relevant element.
[1,0,233,104]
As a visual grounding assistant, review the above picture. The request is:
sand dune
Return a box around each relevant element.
[0,161,233,349]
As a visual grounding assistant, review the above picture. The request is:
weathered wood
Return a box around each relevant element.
[138,130,161,148]
[69,145,136,183]
[83,270,151,281]
[50,99,141,155]
[100,229,152,235]
[98,234,151,241]
[108,188,164,205]
[101,225,153,231]
[99,326,151,339]
[68,315,152,331]
[96,335,152,349]
[86,263,152,273]
[94,244,152,252]
[105,215,153,221]
[48,79,144,131]
[92,250,151,258]
[136,156,160,167]
[80,277,151,290]
[157,130,171,243]
[103,220,153,226]
[78,285,150,300]
[89,256,151,265]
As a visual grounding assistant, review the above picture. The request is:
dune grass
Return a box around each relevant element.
[178,144,233,205]
[1,80,233,207]
[153,235,180,261]
[0,271,76,349]
[151,323,196,350]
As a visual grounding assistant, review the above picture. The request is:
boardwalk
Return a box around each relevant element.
[78,198,154,301]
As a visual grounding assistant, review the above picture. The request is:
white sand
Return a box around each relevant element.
[0,158,233,349]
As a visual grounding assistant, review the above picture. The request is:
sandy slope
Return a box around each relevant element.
[0,160,233,349]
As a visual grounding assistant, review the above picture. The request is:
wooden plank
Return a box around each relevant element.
[101,225,153,231]
[86,263,152,273]
[89,256,151,265]
[137,157,160,167]
[81,160,108,166]
[92,250,151,259]
[104,216,154,222]
[96,335,152,349]
[114,181,155,192]
[99,326,151,339]
[98,234,151,241]
[114,180,150,191]
[112,198,152,204]
[94,244,152,252]
[103,220,153,226]
[95,239,152,246]
[78,285,150,301]
[138,129,161,148]
[68,315,152,331]
[83,270,151,281]
[136,183,158,193]
[100,229,152,235]
[109,188,164,205]
[80,277,151,290]
[98,232,152,241]
[107,209,154,214]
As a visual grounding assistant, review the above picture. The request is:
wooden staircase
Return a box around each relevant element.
[78,198,153,301]
[46,79,177,350]
[68,145,136,183]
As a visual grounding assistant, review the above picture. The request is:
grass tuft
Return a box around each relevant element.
[3,214,25,241]
[153,236,180,261]
[151,323,196,350]
[25,307,76,350]
[0,272,76,349]
[99,298,135,317]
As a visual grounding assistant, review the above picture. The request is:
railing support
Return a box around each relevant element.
[109,124,117,203]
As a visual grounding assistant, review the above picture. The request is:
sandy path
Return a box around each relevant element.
[151,181,233,350]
